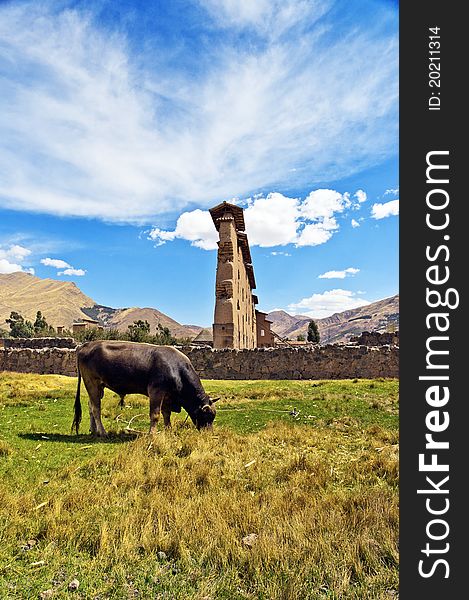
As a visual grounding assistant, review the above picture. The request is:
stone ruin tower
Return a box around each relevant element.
[209,202,258,349]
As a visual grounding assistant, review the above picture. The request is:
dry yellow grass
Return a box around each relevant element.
[1,423,398,599]
[0,373,398,598]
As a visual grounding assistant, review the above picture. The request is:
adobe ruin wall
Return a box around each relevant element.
[211,203,257,350]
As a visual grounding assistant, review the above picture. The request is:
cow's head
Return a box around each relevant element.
[194,397,218,430]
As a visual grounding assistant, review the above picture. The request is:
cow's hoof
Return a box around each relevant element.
[92,431,108,439]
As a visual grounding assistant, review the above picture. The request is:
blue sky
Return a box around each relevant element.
[0,0,398,326]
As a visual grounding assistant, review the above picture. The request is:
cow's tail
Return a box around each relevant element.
[71,362,82,435]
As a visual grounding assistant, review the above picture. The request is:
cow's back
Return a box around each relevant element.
[77,341,199,397]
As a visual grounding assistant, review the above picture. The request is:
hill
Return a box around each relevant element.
[265,310,311,336]
[268,294,399,344]
[0,272,201,339]
[0,272,95,331]
[1,272,398,344]
[267,311,311,339]
[82,305,203,339]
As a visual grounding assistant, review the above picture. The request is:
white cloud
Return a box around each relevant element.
[0,258,23,274]
[300,189,350,220]
[5,244,31,261]
[287,289,370,319]
[198,0,326,37]
[296,217,338,247]
[351,219,360,228]
[40,258,71,269]
[354,189,367,204]
[270,251,291,257]
[149,188,364,250]
[58,268,86,276]
[0,2,398,222]
[318,267,360,279]
[245,193,300,247]
[41,257,85,276]
[0,244,34,274]
[148,209,219,250]
[384,187,399,196]
[371,199,399,219]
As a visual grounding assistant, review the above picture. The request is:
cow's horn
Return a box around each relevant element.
[202,404,211,412]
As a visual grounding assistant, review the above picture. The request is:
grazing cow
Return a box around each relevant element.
[72,340,217,436]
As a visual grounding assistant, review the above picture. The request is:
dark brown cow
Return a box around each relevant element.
[72,340,217,436]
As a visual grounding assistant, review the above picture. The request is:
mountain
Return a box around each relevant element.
[0,272,95,330]
[82,305,203,339]
[0,272,201,339]
[267,294,399,344]
[1,272,398,344]
[265,310,311,336]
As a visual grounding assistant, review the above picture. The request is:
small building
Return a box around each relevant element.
[255,310,275,348]
[71,318,103,334]
[192,328,214,347]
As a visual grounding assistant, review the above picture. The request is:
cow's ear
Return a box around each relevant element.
[211,397,220,403]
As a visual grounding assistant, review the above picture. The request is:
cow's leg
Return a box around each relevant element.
[162,398,172,429]
[83,378,107,437]
[148,388,167,434]
[89,404,98,435]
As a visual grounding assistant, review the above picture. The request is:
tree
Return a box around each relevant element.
[6,311,34,338]
[127,320,151,342]
[307,320,320,343]
[74,327,102,342]
[297,334,305,342]
[153,323,175,345]
[34,311,47,332]
[33,311,56,336]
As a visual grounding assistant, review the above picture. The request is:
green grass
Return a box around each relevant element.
[207,379,398,434]
[0,372,398,599]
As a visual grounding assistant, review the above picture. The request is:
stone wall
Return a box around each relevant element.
[1,337,77,349]
[0,344,398,380]
[184,345,398,379]
[349,331,399,347]
[0,348,77,376]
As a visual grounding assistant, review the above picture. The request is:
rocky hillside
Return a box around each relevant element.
[82,305,203,339]
[1,272,398,344]
[267,311,310,339]
[265,310,311,336]
[268,294,399,344]
[0,272,95,330]
[0,272,202,339]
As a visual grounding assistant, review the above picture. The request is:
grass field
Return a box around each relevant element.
[0,373,399,600]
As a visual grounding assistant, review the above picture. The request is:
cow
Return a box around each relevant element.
[71,340,217,436]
